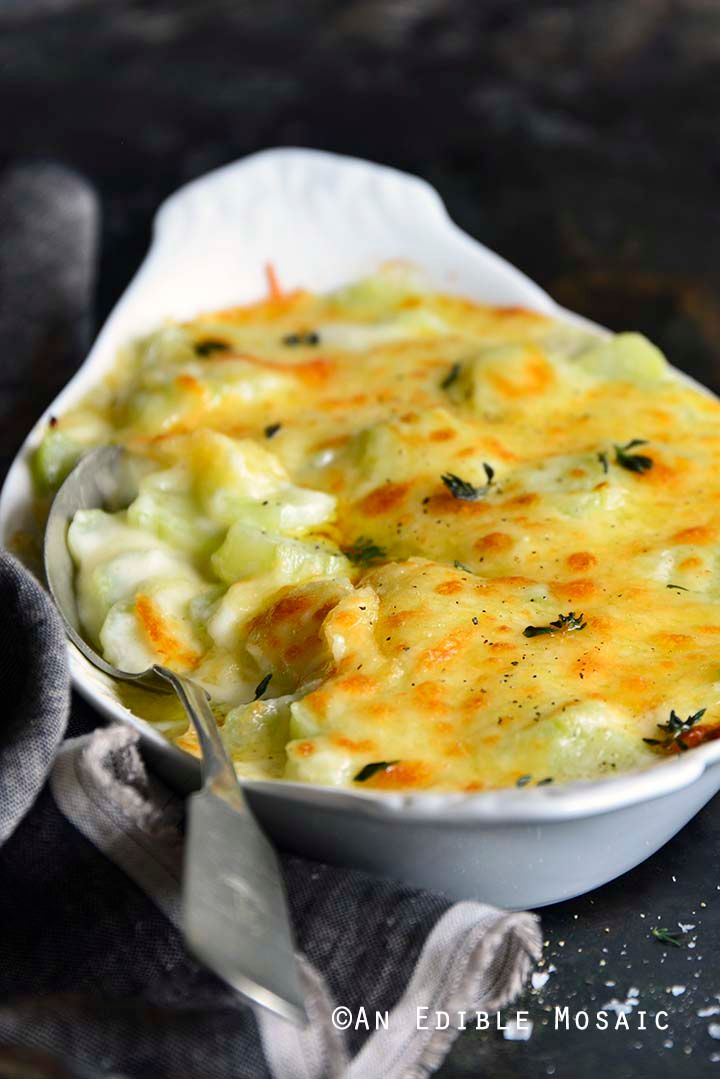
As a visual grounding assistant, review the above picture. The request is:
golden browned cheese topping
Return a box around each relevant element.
[36,266,720,790]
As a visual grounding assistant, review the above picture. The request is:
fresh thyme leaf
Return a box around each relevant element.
[253,672,273,700]
[537,777,554,786]
[354,760,399,783]
[598,451,609,475]
[651,927,684,947]
[264,422,282,438]
[644,707,706,751]
[522,625,554,638]
[666,583,690,591]
[523,612,587,638]
[343,536,387,566]
[282,331,320,347]
[442,473,480,501]
[624,439,649,450]
[440,362,462,390]
[441,464,494,501]
[195,338,230,356]
[614,440,653,474]
[454,559,473,573]
[516,774,532,787]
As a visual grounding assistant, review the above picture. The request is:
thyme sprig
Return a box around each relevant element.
[515,775,554,787]
[440,362,462,390]
[354,761,399,783]
[614,439,653,474]
[343,536,387,566]
[282,331,320,346]
[195,338,230,356]
[441,464,494,501]
[643,708,706,752]
[651,927,684,947]
[523,612,587,638]
[253,673,273,700]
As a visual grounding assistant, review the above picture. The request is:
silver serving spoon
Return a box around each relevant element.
[44,445,306,1026]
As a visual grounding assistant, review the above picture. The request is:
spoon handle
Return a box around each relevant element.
[153,666,239,793]
[153,665,306,1026]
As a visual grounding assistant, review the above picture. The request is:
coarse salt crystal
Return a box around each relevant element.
[504,1018,533,1042]
[603,998,638,1016]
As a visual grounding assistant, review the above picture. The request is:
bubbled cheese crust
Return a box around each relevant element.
[44,268,720,790]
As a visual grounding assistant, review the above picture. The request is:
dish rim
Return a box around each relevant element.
[2,145,720,823]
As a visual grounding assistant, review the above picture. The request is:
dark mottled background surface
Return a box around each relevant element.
[1,1,720,1076]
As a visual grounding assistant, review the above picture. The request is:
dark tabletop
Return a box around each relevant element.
[1,1,720,1076]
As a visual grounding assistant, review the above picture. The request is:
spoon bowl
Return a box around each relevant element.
[44,445,306,1026]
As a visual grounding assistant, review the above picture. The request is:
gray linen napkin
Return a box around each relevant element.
[0,163,97,479]
[0,161,542,1078]
[0,549,70,843]
[44,725,541,1079]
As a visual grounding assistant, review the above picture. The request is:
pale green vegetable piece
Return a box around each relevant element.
[188,430,287,521]
[223,695,296,778]
[503,451,626,518]
[127,467,223,558]
[495,701,654,784]
[316,307,447,350]
[136,325,197,369]
[68,508,202,640]
[100,577,207,674]
[574,332,668,383]
[329,265,431,319]
[33,430,83,491]
[227,487,336,534]
[33,411,113,493]
[211,523,348,585]
[78,549,196,642]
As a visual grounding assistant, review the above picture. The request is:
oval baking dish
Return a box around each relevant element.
[3,148,719,908]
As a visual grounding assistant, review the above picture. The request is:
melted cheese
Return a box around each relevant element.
[36,266,720,790]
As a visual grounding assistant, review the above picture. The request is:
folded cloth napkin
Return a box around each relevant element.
[35,724,541,1079]
[0,162,542,1079]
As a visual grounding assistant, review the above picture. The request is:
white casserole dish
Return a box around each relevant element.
[2,147,719,909]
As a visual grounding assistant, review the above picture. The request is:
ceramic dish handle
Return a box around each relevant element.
[142,148,556,316]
